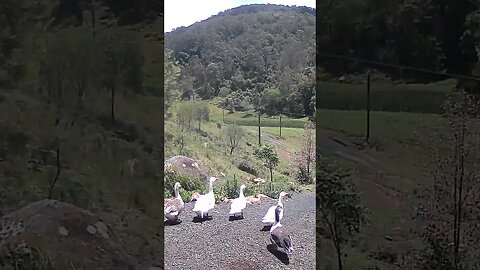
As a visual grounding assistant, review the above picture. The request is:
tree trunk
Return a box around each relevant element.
[110,84,115,123]
[230,146,234,155]
[336,243,343,270]
[199,120,201,131]
[454,101,467,269]
[48,140,61,199]
[270,167,273,182]
[333,210,343,270]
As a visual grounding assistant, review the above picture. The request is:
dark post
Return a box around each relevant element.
[258,111,261,145]
[366,71,371,143]
[279,114,282,138]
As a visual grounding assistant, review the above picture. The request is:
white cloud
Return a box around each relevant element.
[164,0,315,33]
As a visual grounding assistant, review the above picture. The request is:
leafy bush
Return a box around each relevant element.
[222,177,239,199]
[295,167,314,184]
[236,155,262,176]
[164,171,206,202]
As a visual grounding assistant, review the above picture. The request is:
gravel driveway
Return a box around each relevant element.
[164,191,316,270]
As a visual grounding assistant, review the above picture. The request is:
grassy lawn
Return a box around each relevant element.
[316,89,451,269]
[209,102,309,128]
[317,79,455,113]
[318,109,443,183]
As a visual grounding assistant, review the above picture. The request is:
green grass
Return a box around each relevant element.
[164,101,314,202]
[318,109,443,182]
[316,93,450,269]
[317,79,455,113]
[208,102,309,128]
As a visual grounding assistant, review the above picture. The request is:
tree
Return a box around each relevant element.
[414,90,480,270]
[253,143,279,182]
[294,121,316,183]
[176,102,194,131]
[164,49,181,117]
[38,31,83,200]
[64,28,101,118]
[317,157,366,270]
[225,123,244,155]
[194,101,210,131]
[99,29,143,123]
[260,86,281,114]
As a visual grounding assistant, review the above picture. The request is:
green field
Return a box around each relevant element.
[316,80,459,269]
[317,79,455,113]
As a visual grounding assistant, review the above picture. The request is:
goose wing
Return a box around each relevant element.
[271,227,293,252]
[193,195,209,212]
[262,205,276,222]
[164,198,183,215]
[229,197,246,214]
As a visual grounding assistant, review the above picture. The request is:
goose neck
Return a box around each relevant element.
[208,180,213,193]
[174,187,180,198]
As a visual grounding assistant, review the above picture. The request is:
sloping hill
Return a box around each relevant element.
[164,4,315,117]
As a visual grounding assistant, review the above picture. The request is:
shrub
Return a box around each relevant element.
[236,155,262,176]
[222,177,239,199]
[164,171,206,201]
[295,167,314,184]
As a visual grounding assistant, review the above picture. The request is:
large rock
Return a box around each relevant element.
[0,200,133,270]
[164,155,208,181]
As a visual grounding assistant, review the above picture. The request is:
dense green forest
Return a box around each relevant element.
[165,4,316,117]
[317,0,480,82]
[0,0,164,269]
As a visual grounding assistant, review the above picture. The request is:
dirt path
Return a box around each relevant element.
[317,132,408,206]
[317,133,389,174]
[164,191,316,270]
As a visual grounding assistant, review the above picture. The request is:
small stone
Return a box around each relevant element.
[58,226,69,236]
[94,221,109,239]
[86,225,97,235]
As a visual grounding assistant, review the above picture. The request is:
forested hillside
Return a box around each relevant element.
[165,4,315,116]
[318,0,480,81]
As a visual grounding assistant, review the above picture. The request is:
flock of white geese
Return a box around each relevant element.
[164,176,294,256]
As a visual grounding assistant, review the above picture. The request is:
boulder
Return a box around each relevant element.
[164,155,208,181]
[0,199,133,270]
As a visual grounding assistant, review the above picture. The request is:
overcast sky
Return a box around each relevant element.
[164,0,316,33]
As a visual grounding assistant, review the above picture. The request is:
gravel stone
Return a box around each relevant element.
[164,191,316,270]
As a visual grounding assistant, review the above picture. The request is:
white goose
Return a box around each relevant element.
[192,176,217,219]
[261,191,288,226]
[270,205,294,255]
[229,184,247,218]
[164,182,185,223]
